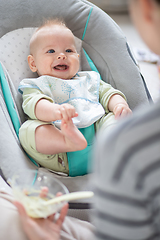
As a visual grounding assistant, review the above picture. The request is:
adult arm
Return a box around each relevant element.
[92,101,160,240]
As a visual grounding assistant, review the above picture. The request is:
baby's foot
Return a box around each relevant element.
[61,119,87,151]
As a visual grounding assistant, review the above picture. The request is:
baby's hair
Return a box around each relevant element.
[37,18,67,32]
[29,18,68,54]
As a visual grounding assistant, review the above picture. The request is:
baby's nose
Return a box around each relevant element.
[57,53,67,60]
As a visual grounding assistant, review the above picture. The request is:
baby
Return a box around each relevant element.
[18,19,131,176]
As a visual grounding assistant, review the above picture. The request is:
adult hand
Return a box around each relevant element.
[14,201,68,240]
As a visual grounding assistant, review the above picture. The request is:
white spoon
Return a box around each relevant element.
[44,191,94,206]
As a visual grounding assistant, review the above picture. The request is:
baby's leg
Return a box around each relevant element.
[95,112,117,133]
[35,119,87,155]
[60,119,87,150]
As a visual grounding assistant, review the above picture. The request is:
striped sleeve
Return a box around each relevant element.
[92,100,160,240]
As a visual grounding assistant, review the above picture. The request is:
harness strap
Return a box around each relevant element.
[82,7,93,40]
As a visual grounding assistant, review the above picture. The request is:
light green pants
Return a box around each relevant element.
[19,120,69,174]
[19,112,116,174]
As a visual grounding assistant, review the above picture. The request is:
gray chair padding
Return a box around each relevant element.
[0,0,151,221]
[0,0,150,108]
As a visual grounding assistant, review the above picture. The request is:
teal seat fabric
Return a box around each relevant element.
[67,124,95,177]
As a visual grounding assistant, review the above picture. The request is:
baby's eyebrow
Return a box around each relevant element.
[43,45,55,51]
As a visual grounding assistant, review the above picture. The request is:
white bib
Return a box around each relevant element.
[19,71,105,128]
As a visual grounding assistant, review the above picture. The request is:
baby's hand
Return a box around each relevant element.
[53,103,78,122]
[113,103,132,119]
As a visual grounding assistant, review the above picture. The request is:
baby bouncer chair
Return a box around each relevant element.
[0,0,151,221]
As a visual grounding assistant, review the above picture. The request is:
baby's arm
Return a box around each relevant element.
[108,94,132,119]
[21,89,86,154]
[35,99,78,122]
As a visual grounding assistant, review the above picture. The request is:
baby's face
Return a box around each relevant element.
[30,25,80,79]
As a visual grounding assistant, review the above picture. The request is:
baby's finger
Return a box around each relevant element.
[114,106,123,119]
[61,107,70,121]
[61,105,76,121]
[74,112,78,118]
[120,108,132,118]
[119,108,127,118]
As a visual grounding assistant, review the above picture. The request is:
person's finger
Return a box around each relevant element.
[127,108,132,115]
[40,186,49,198]
[120,108,127,117]
[114,106,123,119]
[14,201,28,217]
[74,112,78,118]
[48,213,55,222]
[61,106,70,121]
[14,201,31,231]
[47,192,63,221]
[56,203,68,227]
[61,104,77,121]
[120,108,132,118]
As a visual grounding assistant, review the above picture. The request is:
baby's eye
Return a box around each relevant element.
[66,49,72,53]
[47,49,55,53]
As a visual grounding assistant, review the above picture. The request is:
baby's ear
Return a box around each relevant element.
[28,55,37,72]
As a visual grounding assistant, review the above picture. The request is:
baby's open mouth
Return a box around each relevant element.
[53,65,69,71]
